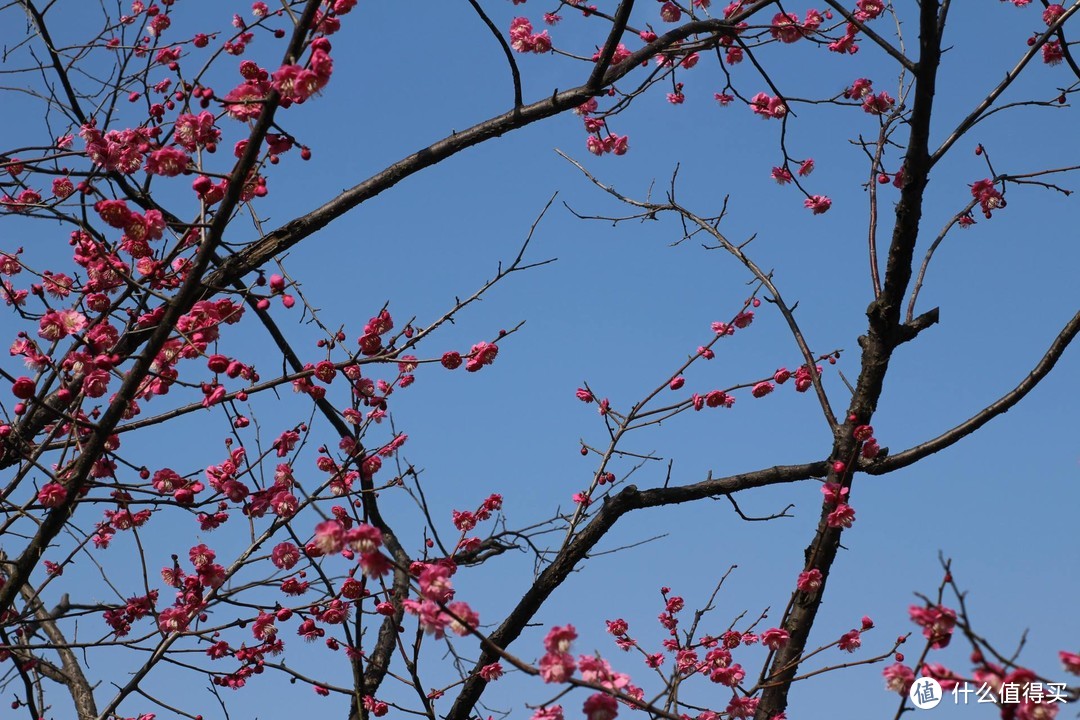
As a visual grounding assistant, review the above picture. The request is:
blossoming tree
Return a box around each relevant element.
[0,1,1077,720]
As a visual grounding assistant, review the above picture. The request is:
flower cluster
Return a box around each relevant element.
[509,17,552,53]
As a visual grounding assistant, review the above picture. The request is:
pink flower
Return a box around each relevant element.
[921,663,961,691]
[799,159,815,176]
[751,381,774,398]
[838,629,861,652]
[762,628,789,649]
[606,618,629,635]
[845,77,874,100]
[909,605,956,648]
[583,693,618,720]
[1044,4,1066,25]
[591,43,631,65]
[145,147,190,176]
[710,663,746,686]
[971,178,1004,218]
[531,707,564,720]
[883,662,915,694]
[770,12,804,43]
[418,564,455,603]
[539,651,576,683]
[750,92,787,119]
[659,2,681,21]
[576,388,594,403]
[854,0,884,20]
[804,195,832,214]
[821,482,849,506]
[509,17,535,52]
[826,503,856,528]
[345,524,383,553]
[771,166,793,184]
[726,696,759,719]
[797,568,823,593]
[313,520,345,554]
[544,624,578,653]
[11,376,35,399]
[479,662,503,681]
[271,542,300,570]
[37,482,68,507]
[862,91,895,115]
[359,551,392,578]
[1061,651,1080,675]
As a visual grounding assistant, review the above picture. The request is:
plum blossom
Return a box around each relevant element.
[826,502,856,528]
[838,629,862,652]
[804,195,832,214]
[762,627,789,649]
[750,92,787,119]
[797,568,823,593]
[583,693,618,720]
[532,707,564,720]
[971,178,1005,218]
[909,604,957,648]
[883,662,915,693]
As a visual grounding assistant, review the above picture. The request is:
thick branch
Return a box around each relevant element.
[866,309,1080,474]
[755,2,945,717]
[444,460,826,720]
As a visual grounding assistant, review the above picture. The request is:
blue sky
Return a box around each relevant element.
[2,1,1078,719]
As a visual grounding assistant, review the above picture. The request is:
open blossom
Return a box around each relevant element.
[544,624,578,653]
[909,604,957,648]
[583,693,618,720]
[271,542,300,570]
[883,662,915,693]
[1044,4,1066,25]
[540,651,576,683]
[821,482,849,506]
[826,502,856,528]
[771,166,793,184]
[797,568,823,593]
[845,77,874,100]
[770,12,803,43]
[750,92,787,119]
[863,91,895,114]
[508,17,553,53]
[660,2,681,21]
[1043,39,1065,65]
[726,696,759,719]
[762,627,789,649]
[37,482,68,507]
[479,662,504,681]
[971,178,1005,218]
[854,0,884,20]
[145,147,190,176]
[606,618,629,635]
[804,195,832,214]
[838,629,862,652]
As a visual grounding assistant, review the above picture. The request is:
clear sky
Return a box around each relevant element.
[1,1,1077,719]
